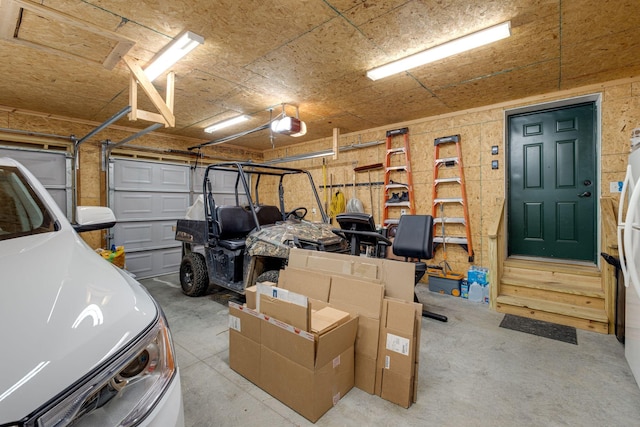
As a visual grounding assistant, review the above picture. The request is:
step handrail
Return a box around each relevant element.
[601,196,618,333]
[488,198,506,309]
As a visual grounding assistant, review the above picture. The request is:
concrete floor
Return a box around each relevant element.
[141,273,640,427]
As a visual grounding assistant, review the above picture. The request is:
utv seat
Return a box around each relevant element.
[215,205,254,250]
[254,205,283,225]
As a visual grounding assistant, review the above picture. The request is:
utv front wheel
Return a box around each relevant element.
[180,253,209,297]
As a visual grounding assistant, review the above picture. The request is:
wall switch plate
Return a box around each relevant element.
[610,181,623,193]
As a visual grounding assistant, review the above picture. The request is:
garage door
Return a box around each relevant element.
[0,147,71,217]
[109,159,251,279]
[109,159,191,279]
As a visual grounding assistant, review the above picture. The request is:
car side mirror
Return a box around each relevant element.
[73,206,117,232]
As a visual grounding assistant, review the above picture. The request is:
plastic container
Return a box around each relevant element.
[468,282,483,302]
[460,279,469,299]
[483,283,490,304]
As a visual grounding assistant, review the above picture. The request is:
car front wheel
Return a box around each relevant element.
[179,252,209,297]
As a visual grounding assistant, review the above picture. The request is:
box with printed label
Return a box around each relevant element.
[285,250,417,395]
[375,298,422,408]
[228,301,357,423]
[228,304,262,385]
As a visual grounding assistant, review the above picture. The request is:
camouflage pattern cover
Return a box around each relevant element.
[246,219,346,258]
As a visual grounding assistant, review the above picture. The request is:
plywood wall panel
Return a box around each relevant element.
[259,75,640,277]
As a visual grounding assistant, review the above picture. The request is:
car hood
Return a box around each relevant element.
[0,230,157,423]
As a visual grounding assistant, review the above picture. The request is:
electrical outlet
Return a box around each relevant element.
[312,207,317,214]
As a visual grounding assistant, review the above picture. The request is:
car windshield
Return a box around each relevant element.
[0,165,57,241]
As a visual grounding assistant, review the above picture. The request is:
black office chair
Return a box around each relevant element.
[392,214,448,322]
[334,212,391,257]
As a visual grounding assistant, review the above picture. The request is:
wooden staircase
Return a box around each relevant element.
[495,258,608,334]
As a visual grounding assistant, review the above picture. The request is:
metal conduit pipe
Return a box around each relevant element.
[264,139,384,164]
[73,105,131,223]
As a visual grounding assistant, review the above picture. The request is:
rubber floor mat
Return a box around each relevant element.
[499,314,577,345]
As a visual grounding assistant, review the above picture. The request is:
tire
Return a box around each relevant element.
[179,252,209,297]
[255,269,279,284]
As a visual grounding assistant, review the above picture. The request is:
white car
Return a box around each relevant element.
[0,158,184,426]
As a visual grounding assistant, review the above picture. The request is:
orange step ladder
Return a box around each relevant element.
[382,127,415,228]
[431,134,474,262]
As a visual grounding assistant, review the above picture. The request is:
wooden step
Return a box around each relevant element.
[496,295,609,334]
[497,258,609,334]
[502,260,602,295]
[500,273,603,298]
[504,258,600,276]
[500,284,605,311]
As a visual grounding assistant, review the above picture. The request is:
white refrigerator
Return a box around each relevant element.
[618,130,640,387]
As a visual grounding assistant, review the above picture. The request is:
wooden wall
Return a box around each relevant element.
[263,76,640,275]
[2,74,639,274]
[0,108,262,247]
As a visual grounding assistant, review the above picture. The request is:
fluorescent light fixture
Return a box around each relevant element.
[366,21,511,81]
[144,30,204,81]
[204,115,250,133]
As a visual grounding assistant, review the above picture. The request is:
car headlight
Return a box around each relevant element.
[35,313,176,427]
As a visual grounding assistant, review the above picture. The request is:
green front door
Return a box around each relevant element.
[508,103,597,262]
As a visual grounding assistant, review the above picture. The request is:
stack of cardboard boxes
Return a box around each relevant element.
[228,248,423,422]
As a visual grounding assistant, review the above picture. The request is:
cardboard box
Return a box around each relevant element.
[228,304,262,385]
[311,306,351,335]
[228,301,358,423]
[375,298,422,408]
[289,248,415,303]
[279,252,419,396]
[260,312,358,422]
[245,285,257,309]
[260,293,310,331]
[329,275,384,319]
[328,275,384,394]
[260,345,354,423]
[279,267,331,302]
[255,282,308,311]
[354,353,377,393]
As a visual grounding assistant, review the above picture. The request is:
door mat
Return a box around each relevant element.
[499,314,577,345]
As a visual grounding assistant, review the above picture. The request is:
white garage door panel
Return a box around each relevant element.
[110,159,191,279]
[125,247,182,278]
[0,147,70,216]
[113,220,180,251]
[113,192,190,220]
[114,160,190,191]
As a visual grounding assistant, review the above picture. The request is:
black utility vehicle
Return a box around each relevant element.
[174,162,347,296]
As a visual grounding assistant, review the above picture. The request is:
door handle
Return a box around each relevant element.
[578,191,592,198]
